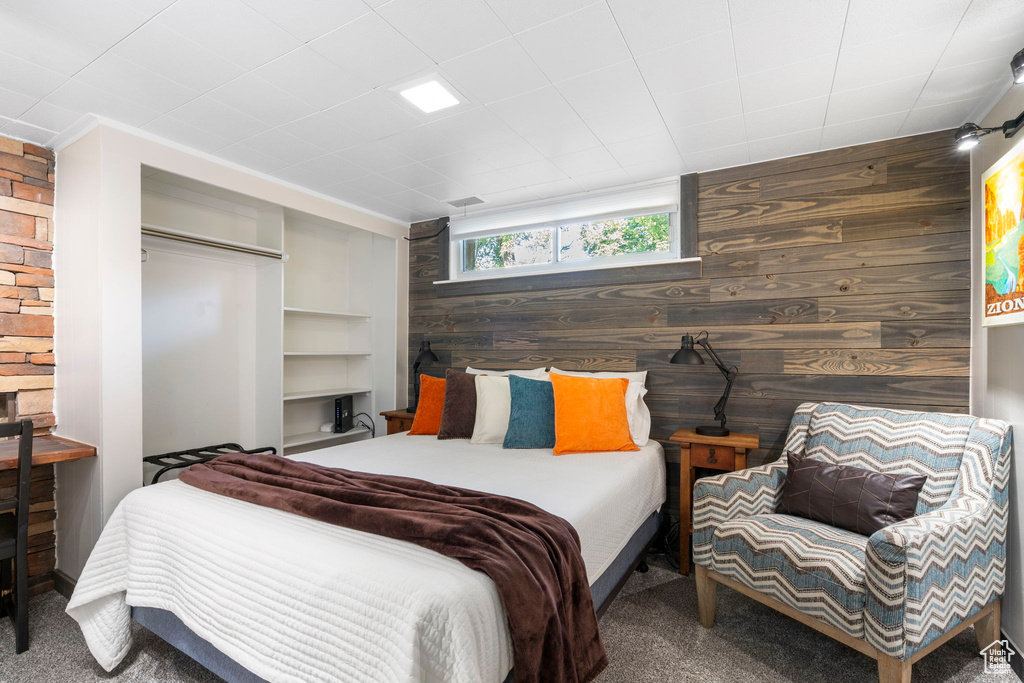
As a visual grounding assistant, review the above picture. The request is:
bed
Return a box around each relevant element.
[68,433,667,682]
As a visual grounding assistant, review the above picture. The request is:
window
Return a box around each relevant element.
[448,180,687,281]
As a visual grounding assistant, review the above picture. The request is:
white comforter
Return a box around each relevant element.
[67,435,665,682]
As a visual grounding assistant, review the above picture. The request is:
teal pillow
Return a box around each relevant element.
[503,375,556,449]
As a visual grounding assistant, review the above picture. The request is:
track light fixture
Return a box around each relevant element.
[954,47,1024,151]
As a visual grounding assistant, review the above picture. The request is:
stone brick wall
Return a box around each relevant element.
[0,135,55,432]
[0,133,56,595]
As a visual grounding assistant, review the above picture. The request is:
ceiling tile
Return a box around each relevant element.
[585,102,668,146]
[739,54,837,111]
[819,111,908,150]
[256,47,371,111]
[420,150,495,179]
[527,178,584,199]
[0,52,67,100]
[477,186,542,206]
[570,168,634,191]
[143,115,234,153]
[0,87,35,120]
[429,107,521,150]
[345,173,411,197]
[731,0,846,75]
[744,96,829,140]
[557,61,651,120]
[0,10,107,76]
[240,128,327,166]
[549,146,621,176]
[455,168,519,194]
[109,22,245,93]
[655,80,743,130]
[0,118,55,146]
[336,141,416,174]
[832,20,958,92]
[208,74,316,127]
[17,100,80,133]
[482,0,595,33]
[681,142,750,173]
[376,0,510,63]
[670,116,747,155]
[842,0,971,47]
[326,91,421,140]
[308,12,433,88]
[280,111,370,153]
[939,0,1024,69]
[916,57,1011,109]
[382,126,455,161]
[382,163,451,188]
[157,0,302,70]
[825,73,930,126]
[500,159,567,186]
[623,157,686,183]
[239,0,370,42]
[515,3,631,82]
[473,137,545,167]
[45,80,161,127]
[900,97,983,136]
[605,130,679,167]
[747,128,821,163]
[416,178,475,202]
[167,96,269,143]
[0,0,147,49]
[275,154,367,189]
[635,30,738,98]
[215,143,291,174]
[607,0,730,56]
[520,120,601,158]
[488,86,580,135]
[441,38,550,104]
[76,54,200,113]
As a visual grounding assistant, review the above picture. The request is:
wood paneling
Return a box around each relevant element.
[407,129,970,519]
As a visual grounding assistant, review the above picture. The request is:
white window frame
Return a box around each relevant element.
[440,180,688,283]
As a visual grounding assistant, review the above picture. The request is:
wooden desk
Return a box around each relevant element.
[380,410,415,435]
[669,429,759,576]
[0,434,96,596]
[0,434,97,470]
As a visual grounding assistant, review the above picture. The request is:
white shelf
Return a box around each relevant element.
[283,351,371,357]
[283,426,370,449]
[283,387,372,401]
[284,306,370,319]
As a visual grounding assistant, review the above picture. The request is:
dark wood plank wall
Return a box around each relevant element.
[407,129,970,517]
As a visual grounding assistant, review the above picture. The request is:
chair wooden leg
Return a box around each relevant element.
[0,557,7,619]
[695,565,717,628]
[877,654,911,683]
[975,600,1002,652]
[14,546,27,653]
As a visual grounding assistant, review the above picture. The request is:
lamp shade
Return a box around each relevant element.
[670,334,705,365]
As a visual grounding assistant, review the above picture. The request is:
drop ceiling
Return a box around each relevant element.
[1,0,1022,224]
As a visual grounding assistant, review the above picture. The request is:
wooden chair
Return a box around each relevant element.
[0,419,33,653]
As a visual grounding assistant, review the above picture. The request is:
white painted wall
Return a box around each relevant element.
[53,122,408,580]
[970,82,1024,648]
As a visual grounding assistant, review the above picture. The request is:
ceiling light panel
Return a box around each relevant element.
[401,80,459,113]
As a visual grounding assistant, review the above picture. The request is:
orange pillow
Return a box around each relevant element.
[408,375,446,435]
[550,374,638,455]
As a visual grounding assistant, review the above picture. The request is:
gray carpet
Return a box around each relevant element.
[0,561,1017,682]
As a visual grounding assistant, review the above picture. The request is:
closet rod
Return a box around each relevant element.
[141,227,284,260]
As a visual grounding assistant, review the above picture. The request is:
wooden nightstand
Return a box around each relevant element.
[669,429,759,576]
[380,409,415,435]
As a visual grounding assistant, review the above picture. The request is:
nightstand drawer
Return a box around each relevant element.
[690,444,735,470]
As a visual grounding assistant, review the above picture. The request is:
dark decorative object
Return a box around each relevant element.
[670,332,736,437]
[408,341,438,413]
[778,452,926,536]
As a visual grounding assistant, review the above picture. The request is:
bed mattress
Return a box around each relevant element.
[67,435,666,683]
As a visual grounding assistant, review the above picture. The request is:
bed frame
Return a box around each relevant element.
[132,511,663,683]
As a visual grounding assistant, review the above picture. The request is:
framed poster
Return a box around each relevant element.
[983,135,1024,327]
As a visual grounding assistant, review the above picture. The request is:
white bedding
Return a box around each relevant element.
[67,435,666,683]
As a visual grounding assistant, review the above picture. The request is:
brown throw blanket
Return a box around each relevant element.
[179,453,607,683]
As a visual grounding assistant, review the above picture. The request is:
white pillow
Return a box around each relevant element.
[549,368,651,446]
[470,375,511,444]
[465,366,547,378]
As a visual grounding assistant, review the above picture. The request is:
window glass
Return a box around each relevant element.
[461,227,553,272]
[558,212,671,262]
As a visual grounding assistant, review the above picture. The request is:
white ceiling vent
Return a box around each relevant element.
[447,196,486,208]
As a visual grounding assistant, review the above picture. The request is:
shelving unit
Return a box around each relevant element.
[283,426,370,449]
[284,307,370,319]
[283,388,372,402]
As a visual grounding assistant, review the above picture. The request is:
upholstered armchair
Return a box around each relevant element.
[692,402,1012,683]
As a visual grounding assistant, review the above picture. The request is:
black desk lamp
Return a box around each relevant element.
[409,341,439,413]
[671,332,737,437]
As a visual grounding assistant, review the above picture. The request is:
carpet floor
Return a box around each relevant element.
[0,560,1016,682]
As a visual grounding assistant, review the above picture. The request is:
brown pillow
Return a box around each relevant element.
[778,452,926,536]
[438,368,477,439]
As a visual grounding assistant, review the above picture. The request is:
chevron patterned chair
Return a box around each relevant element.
[692,402,1012,683]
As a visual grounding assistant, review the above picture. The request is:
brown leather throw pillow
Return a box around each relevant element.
[778,452,926,536]
[438,368,478,439]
